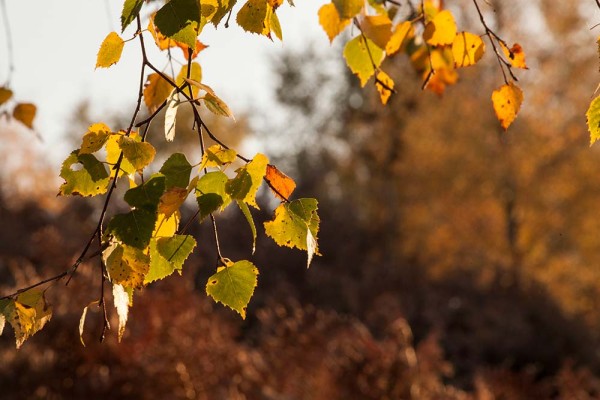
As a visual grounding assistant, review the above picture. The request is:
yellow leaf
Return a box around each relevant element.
[500,42,528,69]
[80,122,112,154]
[203,92,234,119]
[103,243,150,289]
[118,136,156,171]
[423,10,457,46]
[375,70,394,105]
[236,0,273,36]
[13,103,36,129]
[0,86,12,106]
[144,73,174,113]
[452,31,485,68]
[106,132,138,178]
[265,164,296,200]
[270,10,282,41]
[96,32,125,69]
[176,62,203,98]
[318,3,350,44]
[158,187,188,217]
[385,21,413,55]
[344,35,385,87]
[332,0,363,19]
[361,15,392,50]
[200,144,237,169]
[153,211,180,238]
[491,82,523,130]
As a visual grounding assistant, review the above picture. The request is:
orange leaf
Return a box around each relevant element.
[500,42,528,69]
[361,15,392,50]
[491,82,523,130]
[13,103,37,129]
[375,70,394,105]
[265,164,296,200]
[0,87,13,106]
[175,40,208,60]
[144,73,173,113]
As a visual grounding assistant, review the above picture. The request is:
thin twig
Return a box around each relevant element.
[0,0,14,84]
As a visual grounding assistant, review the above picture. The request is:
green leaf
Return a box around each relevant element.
[121,0,145,32]
[226,153,268,208]
[96,32,125,69]
[145,235,197,283]
[200,144,237,169]
[237,201,257,254]
[343,35,384,87]
[206,260,258,319]
[119,136,156,171]
[154,0,201,48]
[196,171,231,220]
[80,123,112,154]
[264,198,320,267]
[160,153,192,189]
[203,92,234,119]
[103,243,150,288]
[59,151,110,197]
[587,95,600,145]
[332,0,363,19]
[106,209,157,249]
[124,174,166,211]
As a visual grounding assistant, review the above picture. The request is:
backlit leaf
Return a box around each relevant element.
[226,153,268,208]
[145,235,196,283]
[106,132,137,178]
[59,151,110,197]
[200,144,237,169]
[3,289,53,349]
[104,243,150,288]
[154,0,201,48]
[203,92,234,119]
[332,0,363,19]
[124,175,166,211]
[80,123,112,154]
[423,10,457,46]
[121,0,144,32]
[385,21,414,55]
[13,103,36,129]
[452,31,485,68]
[196,171,231,220]
[237,201,257,253]
[144,73,174,113]
[176,62,203,98]
[158,187,188,217]
[270,11,282,41]
[491,82,523,130]
[112,283,130,342]
[160,153,192,189]
[153,212,180,238]
[361,15,392,50]
[96,32,125,69]
[0,87,12,105]
[587,95,600,145]
[375,70,394,105]
[500,42,528,69]
[165,90,180,142]
[206,260,258,319]
[211,0,238,26]
[265,164,296,200]
[78,301,99,347]
[236,0,271,36]
[318,3,350,43]
[264,198,320,267]
[119,136,156,171]
[344,35,384,87]
[106,209,157,249]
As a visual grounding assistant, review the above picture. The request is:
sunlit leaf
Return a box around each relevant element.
[196,171,231,220]
[265,164,296,200]
[80,122,112,154]
[206,260,258,319]
[226,153,268,208]
[158,187,188,217]
[78,300,99,347]
[587,95,600,145]
[361,15,392,50]
[59,151,110,197]
[2,289,53,349]
[165,89,180,142]
[237,201,257,253]
[0,86,12,105]
[270,11,282,41]
[176,62,203,98]
[154,0,201,48]
[144,73,174,113]
[344,35,384,87]
[423,10,457,46]
[105,132,137,178]
[386,21,413,56]
[236,0,272,36]
[13,103,36,129]
[318,3,350,43]
[145,235,196,283]
[153,211,180,238]
[452,31,485,68]
[264,198,320,267]
[375,70,394,105]
[160,153,192,189]
[112,283,130,342]
[96,32,125,69]
[104,243,150,288]
[124,175,166,212]
[200,144,237,169]
[118,136,156,171]
[203,92,234,119]
[500,42,528,69]
[121,0,144,32]
[491,82,523,130]
[332,0,363,19]
[211,0,237,26]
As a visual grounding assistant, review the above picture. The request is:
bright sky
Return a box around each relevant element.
[0,0,326,163]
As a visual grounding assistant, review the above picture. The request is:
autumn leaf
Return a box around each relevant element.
[112,283,130,342]
[586,95,600,145]
[423,10,457,46]
[226,153,268,208]
[491,82,524,130]
[344,35,384,87]
[80,123,112,154]
[203,92,234,119]
[118,136,156,171]
[106,209,157,249]
[265,164,296,200]
[236,0,273,36]
[145,235,196,283]
[237,201,257,253]
[452,32,485,68]
[318,3,350,43]
[121,0,144,32]
[104,243,150,289]
[59,151,110,197]
[200,144,237,169]
[154,0,201,48]
[500,42,528,69]
[0,86,12,105]
[332,0,363,19]
[206,260,259,319]
[160,153,192,189]
[13,103,36,129]
[361,15,392,50]
[165,90,180,141]
[196,171,231,220]
[144,73,174,113]
[158,187,189,217]
[96,32,125,69]
[153,212,180,238]
[385,21,413,56]
[375,70,394,105]
[176,62,203,98]
[1,289,53,349]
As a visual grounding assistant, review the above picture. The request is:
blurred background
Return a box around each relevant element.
[3,0,600,399]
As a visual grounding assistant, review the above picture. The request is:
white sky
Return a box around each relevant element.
[0,0,327,163]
